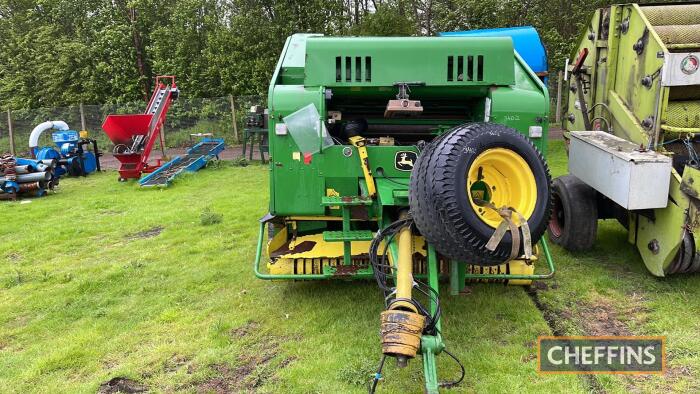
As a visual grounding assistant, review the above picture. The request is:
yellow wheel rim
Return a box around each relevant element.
[467,148,537,228]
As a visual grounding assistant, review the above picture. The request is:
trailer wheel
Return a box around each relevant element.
[410,123,552,266]
[547,175,598,251]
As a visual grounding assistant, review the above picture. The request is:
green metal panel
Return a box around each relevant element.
[267,33,548,217]
[489,52,550,154]
[267,85,326,215]
[305,36,515,87]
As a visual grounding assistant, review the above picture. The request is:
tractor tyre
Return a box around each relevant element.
[410,123,552,266]
[547,175,598,251]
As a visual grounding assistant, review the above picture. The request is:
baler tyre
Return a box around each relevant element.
[410,122,552,266]
[547,175,598,251]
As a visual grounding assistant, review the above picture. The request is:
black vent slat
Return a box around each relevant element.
[447,56,454,81]
[345,57,351,82]
[468,56,474,81]
[447,55,484,82]
[457,56,464,81]
[333,56,372,83]
[335,57,342,82]
[365,56,372,82]
[477,55,484,81]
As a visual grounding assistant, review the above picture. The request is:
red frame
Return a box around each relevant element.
[102,76,177,180]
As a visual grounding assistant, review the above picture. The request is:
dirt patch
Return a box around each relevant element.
[626,364,698,393]
[98,377,147,393]
[578,298,631,336]
[230,321,260,338]
[196,334,296,393]
[126,226,164,241]
[526,288,569,336]
[164,354,195,374]
[5,252,21,262]
[666,364,694,380]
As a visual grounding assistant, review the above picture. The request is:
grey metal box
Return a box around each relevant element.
[569,131,672,210]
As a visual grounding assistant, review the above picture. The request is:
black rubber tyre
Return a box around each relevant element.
[410,123,552,266]
[68,159,83,176]
[547,175,598,251]
[666,232,696,275]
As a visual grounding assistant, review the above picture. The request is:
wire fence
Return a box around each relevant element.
[0,95,265,156]
[0,83,567,157]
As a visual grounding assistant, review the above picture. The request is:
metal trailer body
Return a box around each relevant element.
[254,33,553,392]
[562,3,700,276]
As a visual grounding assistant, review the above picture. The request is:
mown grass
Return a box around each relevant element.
[0,142,698,393]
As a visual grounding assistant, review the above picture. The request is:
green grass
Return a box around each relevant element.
[0,142,698,393]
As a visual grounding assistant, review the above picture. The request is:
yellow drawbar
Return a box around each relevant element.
[467,148,537,228]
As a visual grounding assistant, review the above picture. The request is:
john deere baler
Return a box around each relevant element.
[254,34,554,392]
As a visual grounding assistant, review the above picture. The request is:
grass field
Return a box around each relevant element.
[1,141,699,393]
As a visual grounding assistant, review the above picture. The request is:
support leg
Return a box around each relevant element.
[422,346,440,394]
[342,207,352,265]
[422,244,445,393]
[450,261,466,295]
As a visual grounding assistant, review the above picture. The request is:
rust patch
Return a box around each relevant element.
[350,206,370,220]
[270,240,316,258]
[125,226,164,241]
[333,265,363,276]
[98,377,147,393]
[680,181,699,199]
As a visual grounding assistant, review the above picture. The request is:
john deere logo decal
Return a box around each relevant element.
[680,54,699,75]
[395,151,417,171]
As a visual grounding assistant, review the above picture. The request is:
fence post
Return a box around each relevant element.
[7,109,15,156]
[79,103,87,131]
[229,95,239,143]
[555,71,563,124]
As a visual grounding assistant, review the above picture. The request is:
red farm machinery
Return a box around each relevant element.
[102,76,179,181]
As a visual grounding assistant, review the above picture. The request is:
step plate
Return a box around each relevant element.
[323,230,374,242]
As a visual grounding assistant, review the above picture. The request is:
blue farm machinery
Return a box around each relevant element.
[1,120,101,200]
[0,154,60,199]
[29,120,101,177]
[138,137,225,187]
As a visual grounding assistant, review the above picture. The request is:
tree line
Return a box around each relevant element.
[0,0,671,110]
